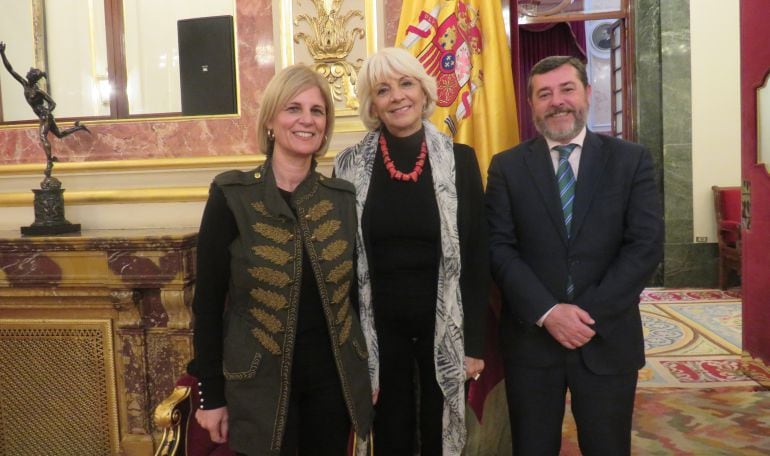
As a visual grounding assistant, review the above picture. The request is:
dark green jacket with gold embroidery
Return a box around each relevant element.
[213,161,372,454]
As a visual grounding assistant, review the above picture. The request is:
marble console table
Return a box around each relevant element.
[0,229,197,456]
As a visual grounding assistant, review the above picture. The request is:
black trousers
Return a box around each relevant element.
[281,329,351,456]
[373,296,443,456]
[504,349,638,456]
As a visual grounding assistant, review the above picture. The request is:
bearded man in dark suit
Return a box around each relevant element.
[485,56,663,455]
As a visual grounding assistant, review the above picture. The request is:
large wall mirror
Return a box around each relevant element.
[0,0,236,124]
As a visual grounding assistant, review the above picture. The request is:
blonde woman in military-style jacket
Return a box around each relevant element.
[188,65,373,456]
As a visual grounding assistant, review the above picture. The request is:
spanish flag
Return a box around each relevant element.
[397,0,519,178]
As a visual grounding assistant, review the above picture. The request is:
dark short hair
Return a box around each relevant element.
[527,56,588,99]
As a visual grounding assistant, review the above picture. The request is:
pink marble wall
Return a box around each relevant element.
[0,0,274,165]
[385,0,403,46]
[0,0,405,166]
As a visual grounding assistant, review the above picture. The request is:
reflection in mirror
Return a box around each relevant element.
[0,0,236,124]
[758,73,770,168]
[123,0,235,115]
[0,0,108,122]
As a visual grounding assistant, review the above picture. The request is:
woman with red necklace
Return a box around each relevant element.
[335,47,489,456]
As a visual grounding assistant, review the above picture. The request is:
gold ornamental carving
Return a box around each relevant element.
[161,288,193,329]
[294,0,365,109]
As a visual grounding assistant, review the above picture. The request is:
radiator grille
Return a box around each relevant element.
[0,322,119,456]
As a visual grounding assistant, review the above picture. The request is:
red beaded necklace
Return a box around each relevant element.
[379,133,428,182]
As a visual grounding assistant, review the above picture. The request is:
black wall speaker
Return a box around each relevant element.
[178,15,237,115]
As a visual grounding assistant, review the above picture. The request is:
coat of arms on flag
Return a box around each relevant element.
[402,2,483,135]
[397,0,518,180]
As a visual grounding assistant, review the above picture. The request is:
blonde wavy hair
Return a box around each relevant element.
[257,64,335,157]
[356,47,437,131]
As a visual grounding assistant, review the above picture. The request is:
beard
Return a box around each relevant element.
[534,106,587,142]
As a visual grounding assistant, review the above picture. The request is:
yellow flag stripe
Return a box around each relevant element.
[397,0,520,182]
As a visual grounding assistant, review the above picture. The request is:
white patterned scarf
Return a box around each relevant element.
[334,121,466,455]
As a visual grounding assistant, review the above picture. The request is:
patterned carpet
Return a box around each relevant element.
[465,288,770,455]
[638,288,749,388]
[563,288,770,455]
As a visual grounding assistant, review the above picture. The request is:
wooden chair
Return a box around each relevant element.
[711,186,742,289]
[154,373,235,456]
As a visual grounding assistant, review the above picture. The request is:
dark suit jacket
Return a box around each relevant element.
[485,130,663,375]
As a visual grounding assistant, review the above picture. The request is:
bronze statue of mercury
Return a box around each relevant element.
[0,41,90,183]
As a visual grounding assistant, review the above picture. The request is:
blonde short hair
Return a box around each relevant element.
[356,47,437,131]
[257,64,335,157]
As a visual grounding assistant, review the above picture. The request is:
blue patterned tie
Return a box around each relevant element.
[555,144,577,299]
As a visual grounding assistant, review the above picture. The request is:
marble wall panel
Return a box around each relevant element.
[663,242,718,288]
[657,0,719,286]
[663,143,693,243]
[634,0,662,166]
[384,0,403,46]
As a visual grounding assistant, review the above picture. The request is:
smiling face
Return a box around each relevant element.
[529,63,592,143]
[370,73,426,137]
[268,85,327,160]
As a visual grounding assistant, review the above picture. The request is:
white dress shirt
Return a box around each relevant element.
[537,127,587,327]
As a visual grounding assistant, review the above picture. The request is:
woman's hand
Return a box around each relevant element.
[465,356,485,381]
[195,406,229,443]
[372,388,380,405]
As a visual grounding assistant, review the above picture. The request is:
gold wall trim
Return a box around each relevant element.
[0,112,242,131]
[0,187,209,206]
[0,149,348,176]
[0,155,265,175]
[0,157,337,206]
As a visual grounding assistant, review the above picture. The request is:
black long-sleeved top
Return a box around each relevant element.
[365,128,441,314]
[361,127,490,356]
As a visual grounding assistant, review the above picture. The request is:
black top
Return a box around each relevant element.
[365,127,441,308]
[361,127,490,357]
[188,184,330,408]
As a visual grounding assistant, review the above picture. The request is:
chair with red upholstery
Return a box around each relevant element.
[711,185,742,289]
[154,373,235,456]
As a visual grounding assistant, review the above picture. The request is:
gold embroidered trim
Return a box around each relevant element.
[321,240,348,262]
[250,307,284,334]
[331,281,351,305]
[250,288,288,310]
[249,267,292,288]
[306,200,334,221]
[251,201,271,217]
[312,220,341,243]
[352,339,369,360]
[326,260,352,285]
[338,314,352,345]
[335,297,350,325]
[223,352,262,380]
[252,327,281,355]
[252,245,293,266]
[253,222,293,244]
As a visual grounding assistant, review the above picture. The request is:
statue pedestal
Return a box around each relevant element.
[21,178,81,236]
